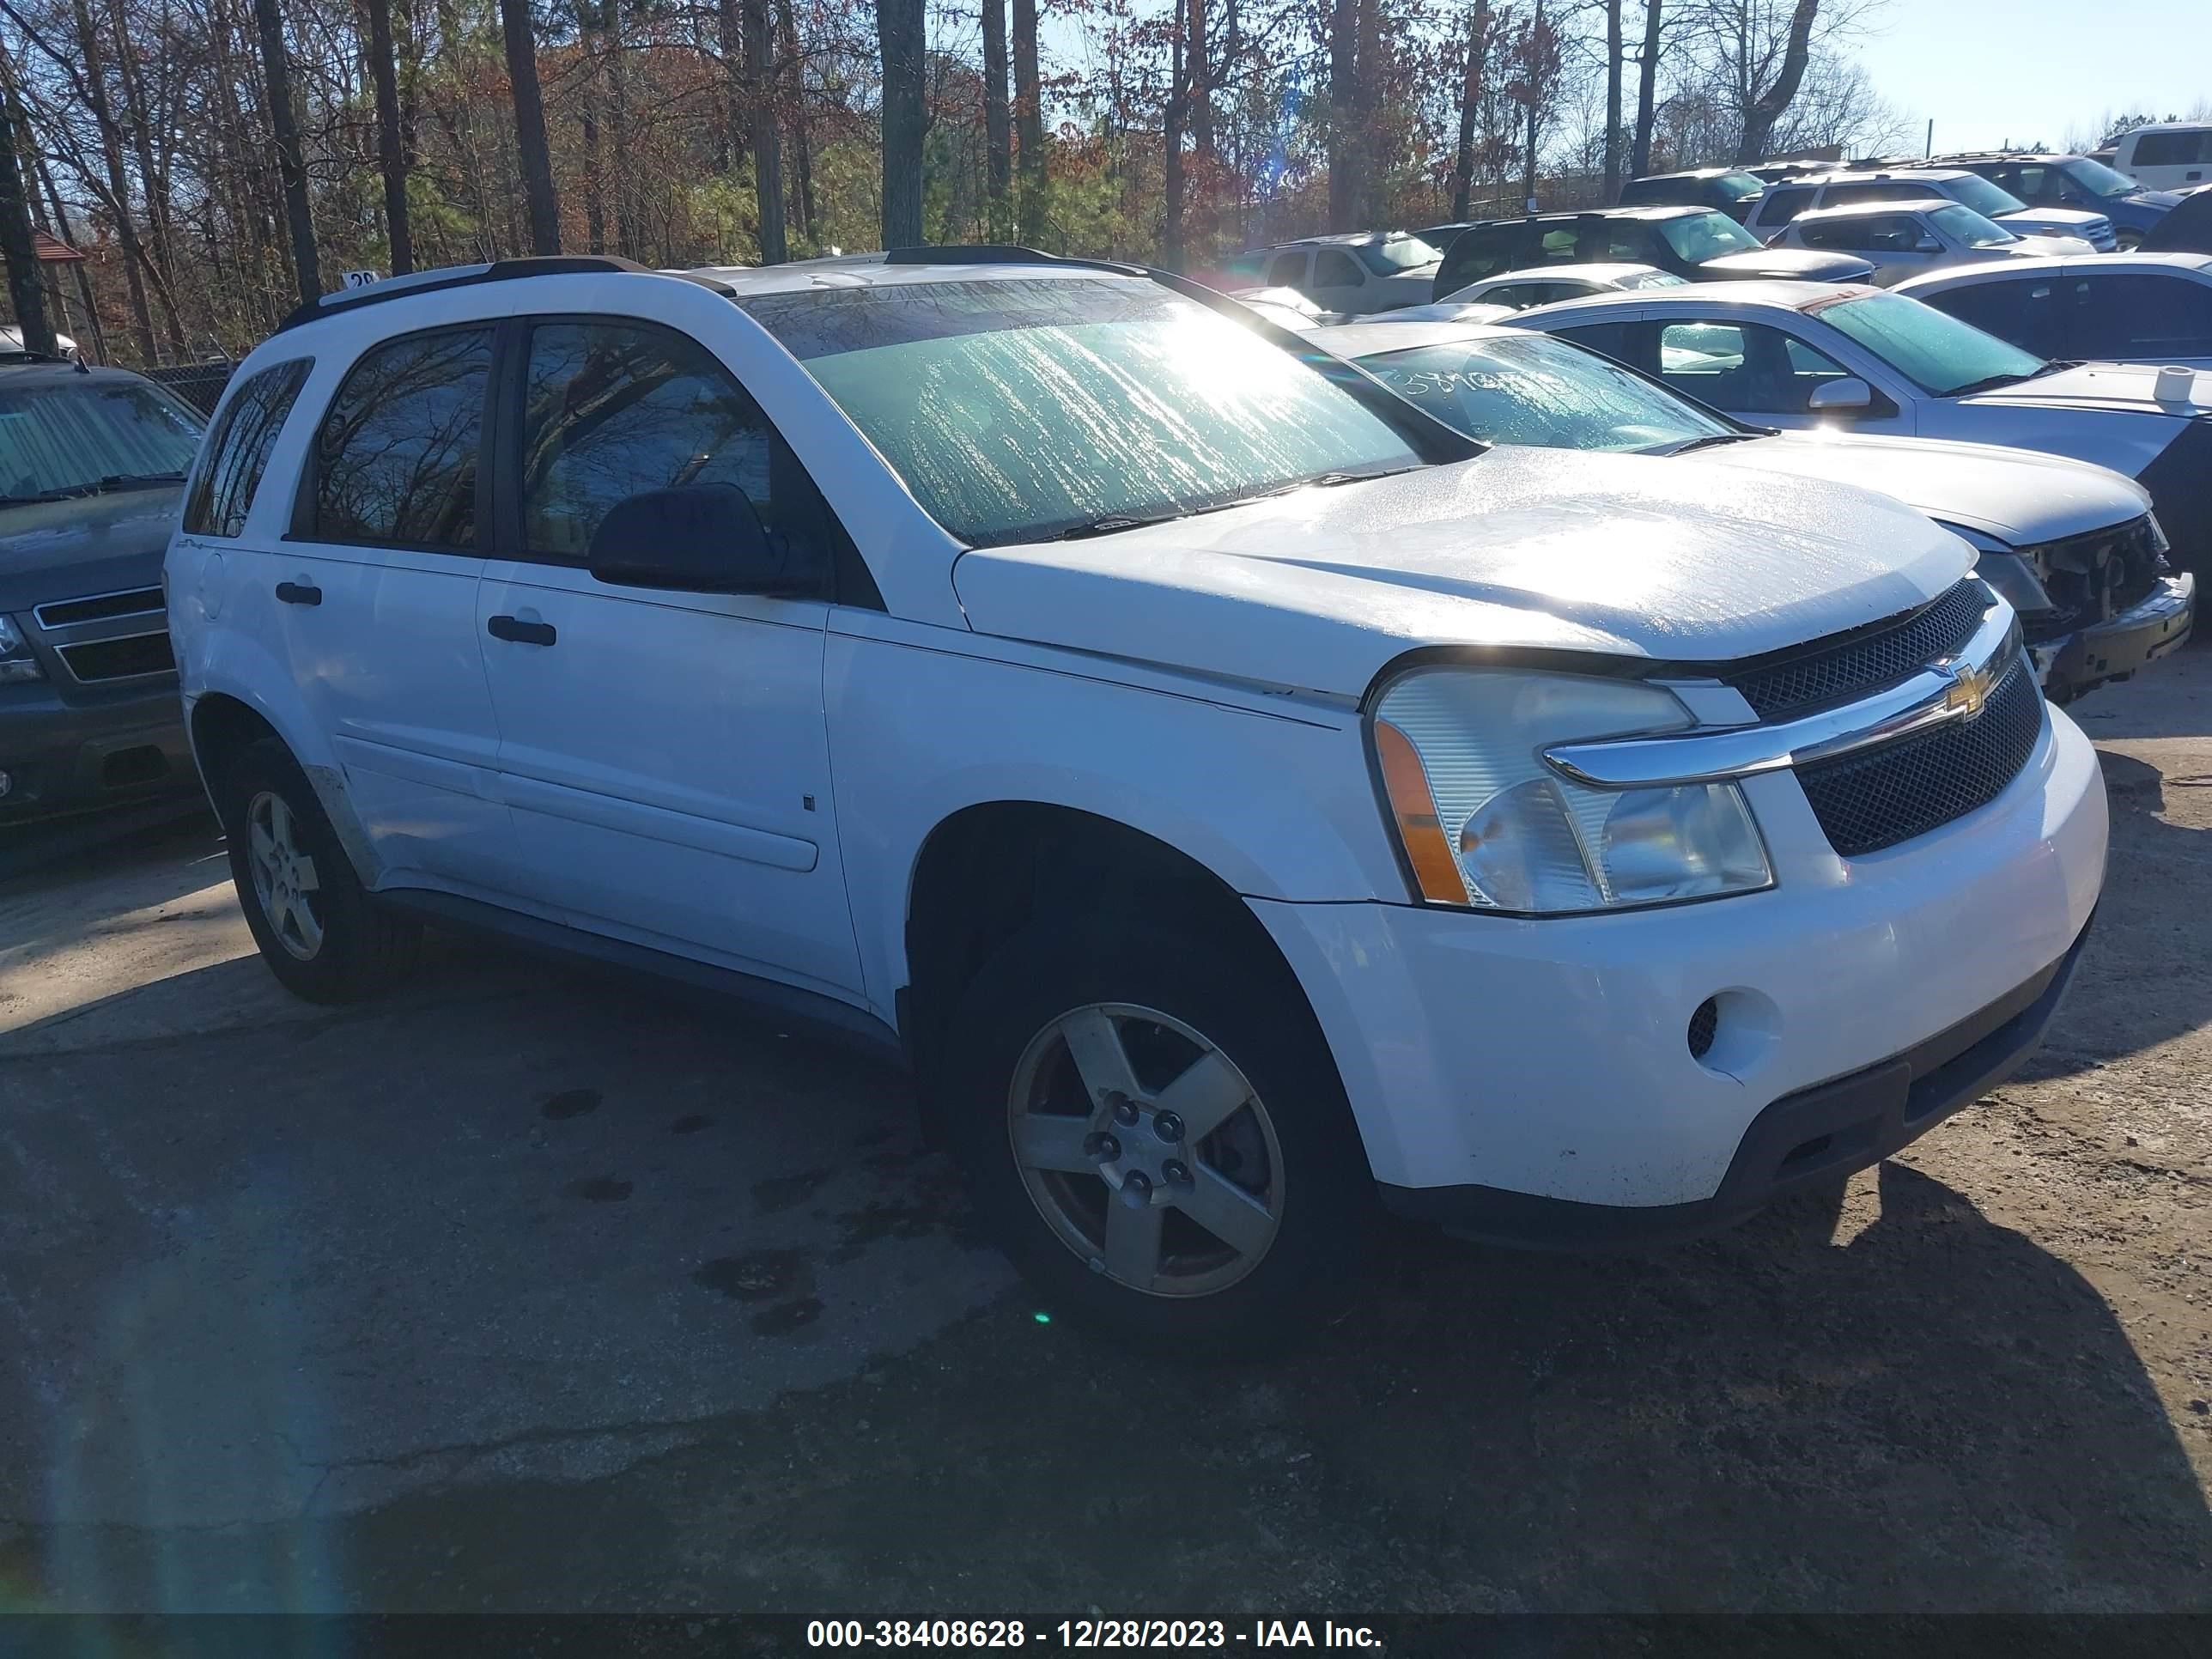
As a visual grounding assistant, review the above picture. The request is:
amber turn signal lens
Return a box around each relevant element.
[1374,719,1469,905]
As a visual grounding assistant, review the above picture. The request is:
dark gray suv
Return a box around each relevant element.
[0,359,204,824]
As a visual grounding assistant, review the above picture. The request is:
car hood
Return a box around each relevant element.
[1698,432,2150,544]
[951,447,1969,696]
[1703,247,1875,282]
[1962,361,2211,416]
[1996,207,2105,235]
[2007,233,2097,257]
[0,487,182,614]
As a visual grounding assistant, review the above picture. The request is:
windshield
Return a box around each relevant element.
[1357,235,1442,275]
[1929,204,2017,247]
[1621,269,1691,289]
[1358,331,1731,453]
[1658,212,1764,262]
[1712,172,1765,204]
[741,278,1430,545]
[1811,289,2046,395]
[0,377,204,503]
[2061,156,2142,199]
[1948,174,2027,218]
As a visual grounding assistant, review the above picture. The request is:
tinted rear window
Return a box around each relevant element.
[184,358,312,538]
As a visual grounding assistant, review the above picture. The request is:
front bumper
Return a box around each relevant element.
[0,679,197,826]
[2036,573,2197,701]
[1250,702,2106,1223]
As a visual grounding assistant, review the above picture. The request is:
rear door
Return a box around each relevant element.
[474,312,865,995]
[266,318,518,892]
[2061,270,2212,365]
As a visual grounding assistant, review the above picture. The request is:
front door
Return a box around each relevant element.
[1306,247,1370,313]
[1644,318,1911,434]
[474,315,864,997]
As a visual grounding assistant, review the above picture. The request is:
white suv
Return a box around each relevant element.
[167,251,2108,1350]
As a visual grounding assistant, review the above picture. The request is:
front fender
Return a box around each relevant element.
[823,625,1409,1017]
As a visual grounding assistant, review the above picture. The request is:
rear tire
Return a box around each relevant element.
[216,738,422,1004]
[939,916,1374,1356]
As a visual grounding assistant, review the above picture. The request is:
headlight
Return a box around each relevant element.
[1371,667,1771,914]
[0,614,44,684]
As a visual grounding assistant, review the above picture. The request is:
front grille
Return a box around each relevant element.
[1723,579,1990,720]
[33,586,164,629]
[2037,515,2161,629]
[58,630,175,682]
[1796,649,2044,856]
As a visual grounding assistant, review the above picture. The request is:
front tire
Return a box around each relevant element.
[939,918,1373,1355]
[216,738,422,1004]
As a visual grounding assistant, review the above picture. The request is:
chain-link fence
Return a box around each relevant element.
[140,360,238,417]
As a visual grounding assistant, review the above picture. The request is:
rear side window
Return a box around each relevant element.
[516,319,842,568]
[2129,131,2209,167]
[2068,274,2212,359]
[313,328,492,550]
[184,358,311,538]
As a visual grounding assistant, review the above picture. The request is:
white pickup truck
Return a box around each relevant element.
[165,250,2107,1352]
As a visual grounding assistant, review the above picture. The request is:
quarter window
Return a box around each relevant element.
[313,328,491,549]
[185,358,312,538]
[518,319,830,566]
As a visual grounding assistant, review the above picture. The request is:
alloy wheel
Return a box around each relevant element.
[246,788,325,961]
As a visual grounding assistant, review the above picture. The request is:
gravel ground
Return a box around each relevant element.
[0,648,2206,1615]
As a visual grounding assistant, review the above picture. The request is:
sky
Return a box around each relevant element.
[1850,0,2211,155]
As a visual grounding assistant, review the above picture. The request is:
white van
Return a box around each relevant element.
[2112,125,2212,193]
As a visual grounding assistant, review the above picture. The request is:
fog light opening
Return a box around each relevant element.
[1686,998,1719,1060]
[1689,987,1783,1080]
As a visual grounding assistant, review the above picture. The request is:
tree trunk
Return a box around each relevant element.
[104,0,187,354]
[64,0,161,356]
[1519,0,1542,210]
[878,0,924,246]
[1010,0,1041,240]
[1630,0,1660,177]
[248,0,319,310]
[34,143,105,360]
[608,0,632,254]
[0,95,54,356]
[980,0,1011,239]
[582,4,605,253]
[1449,1,1486,222]
[1735,0,1818,164]
[498,0,562,253]
[1326,0,1358,230]
[368,0,413,271]
[1601,0,1622,199]
[1161,21,1184,270]
[775,0,817,244]
[715,0,748,229]
[744,0,784,261]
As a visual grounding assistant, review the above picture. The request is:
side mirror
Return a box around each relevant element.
[1807,376,1875,413]
[586,483,824,598]
[1914,237,1944,253]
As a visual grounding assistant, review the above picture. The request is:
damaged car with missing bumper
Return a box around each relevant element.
[167,250,2106,1352]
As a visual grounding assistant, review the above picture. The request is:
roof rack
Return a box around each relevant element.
[272,254,737,334]
[881,243,1147,275]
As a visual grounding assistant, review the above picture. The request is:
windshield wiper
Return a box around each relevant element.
[1650,432,1759,456]
[1046,467,1420,540]
[94,471,188,491]
[1050,511,1188,541]
[1946,371,2039,397]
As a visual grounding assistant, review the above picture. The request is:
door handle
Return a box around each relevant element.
[275,581,321,606]
[487,614,557,647]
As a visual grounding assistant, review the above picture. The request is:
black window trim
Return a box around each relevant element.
[287,319,499,559]
[494,309,881,609]
[185,354,315,539]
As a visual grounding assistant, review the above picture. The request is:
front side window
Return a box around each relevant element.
[1268,251,1309,289]
[1657,211,1763,263]
[313,328,492,549]
[1928,204,2014,247]
[1358,331,1731,452]
[1440,227,1522,289]
[1356,234,1441,275]
[1314,249,1366,288]
[741,278,1431,546]
[1756,185,1817,228]
[1945,175,2028,219]
[1926,279,2063,359]
[0,376,203,507]
[1808,289,2045,394]
[184,358,311,537]
[517,319,829,563]
[1655,319,1849,414]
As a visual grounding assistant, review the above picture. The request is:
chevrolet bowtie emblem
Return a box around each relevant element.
[1942,660,1995,720]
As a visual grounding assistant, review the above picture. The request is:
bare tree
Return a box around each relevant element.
[250,0,319,306]
[746,0,784,260]
[1326,0,1358,228]
[1601,0,1622,197]
[1630,0,1662,175]
[1449,1,1491,222]
[0,88,52,352]
[498,0,561,253]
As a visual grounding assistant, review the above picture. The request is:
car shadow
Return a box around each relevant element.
[2022,748,2212,1082]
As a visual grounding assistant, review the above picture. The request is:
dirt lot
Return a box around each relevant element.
[1,649,2208,1616]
